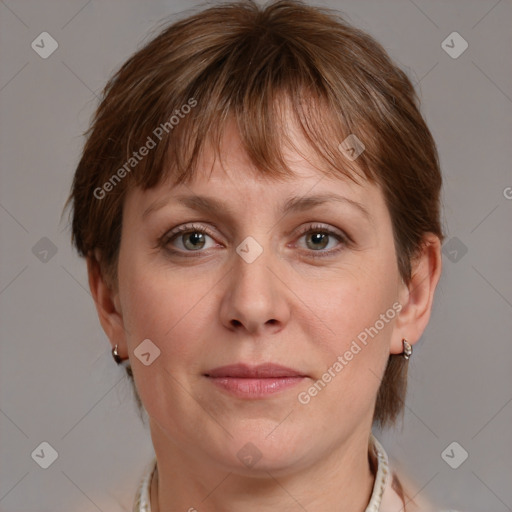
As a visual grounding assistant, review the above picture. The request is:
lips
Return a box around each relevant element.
[204,363,307,378]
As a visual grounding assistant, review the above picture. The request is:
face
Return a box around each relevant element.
[114,120,405,475]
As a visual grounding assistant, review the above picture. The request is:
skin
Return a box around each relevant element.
[88,118,442,512]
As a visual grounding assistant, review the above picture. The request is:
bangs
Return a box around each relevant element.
[124,21,379,192]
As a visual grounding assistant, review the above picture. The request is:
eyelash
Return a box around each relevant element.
[158,222,350,259]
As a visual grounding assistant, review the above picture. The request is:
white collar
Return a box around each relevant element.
[133,434,396,512]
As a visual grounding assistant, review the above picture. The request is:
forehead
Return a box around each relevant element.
[124,117,387,224]
[176,116,369,194]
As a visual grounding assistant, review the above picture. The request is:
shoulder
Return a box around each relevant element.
[371,436,460,512]
[385,471,467,512]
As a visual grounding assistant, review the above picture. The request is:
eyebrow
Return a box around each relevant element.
[142,192,372,221]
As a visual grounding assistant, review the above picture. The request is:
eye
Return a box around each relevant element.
[158,222,350,258]
[295,223,348,257]
[161,223,219,253]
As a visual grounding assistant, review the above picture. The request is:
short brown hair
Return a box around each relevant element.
[65,0,444,429]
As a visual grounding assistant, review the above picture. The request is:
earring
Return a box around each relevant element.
[402,338,412,360]
[112,344,123,365]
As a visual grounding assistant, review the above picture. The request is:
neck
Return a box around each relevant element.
[149,433,376,512]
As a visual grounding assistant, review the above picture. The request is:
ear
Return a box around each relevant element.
[87,250,128,358]
[390,233,443,355]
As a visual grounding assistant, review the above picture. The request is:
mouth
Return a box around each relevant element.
[205,363,308,379]
[203,363,308,399]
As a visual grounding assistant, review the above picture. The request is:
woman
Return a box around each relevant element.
[65,1,454,510]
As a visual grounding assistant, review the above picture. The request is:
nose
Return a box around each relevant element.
[219,247,291,336]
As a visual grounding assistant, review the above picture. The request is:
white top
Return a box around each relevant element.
[132,434,462,512]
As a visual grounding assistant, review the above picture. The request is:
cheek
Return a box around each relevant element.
[118,261,215,419]
[317,250,399,344]
[304,250,398,399]
[116,242,203,351]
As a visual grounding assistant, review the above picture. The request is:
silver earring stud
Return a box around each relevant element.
[112,344,123,365]
[402,339,412,360]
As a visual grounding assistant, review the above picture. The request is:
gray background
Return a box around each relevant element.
[1,0,511,511]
